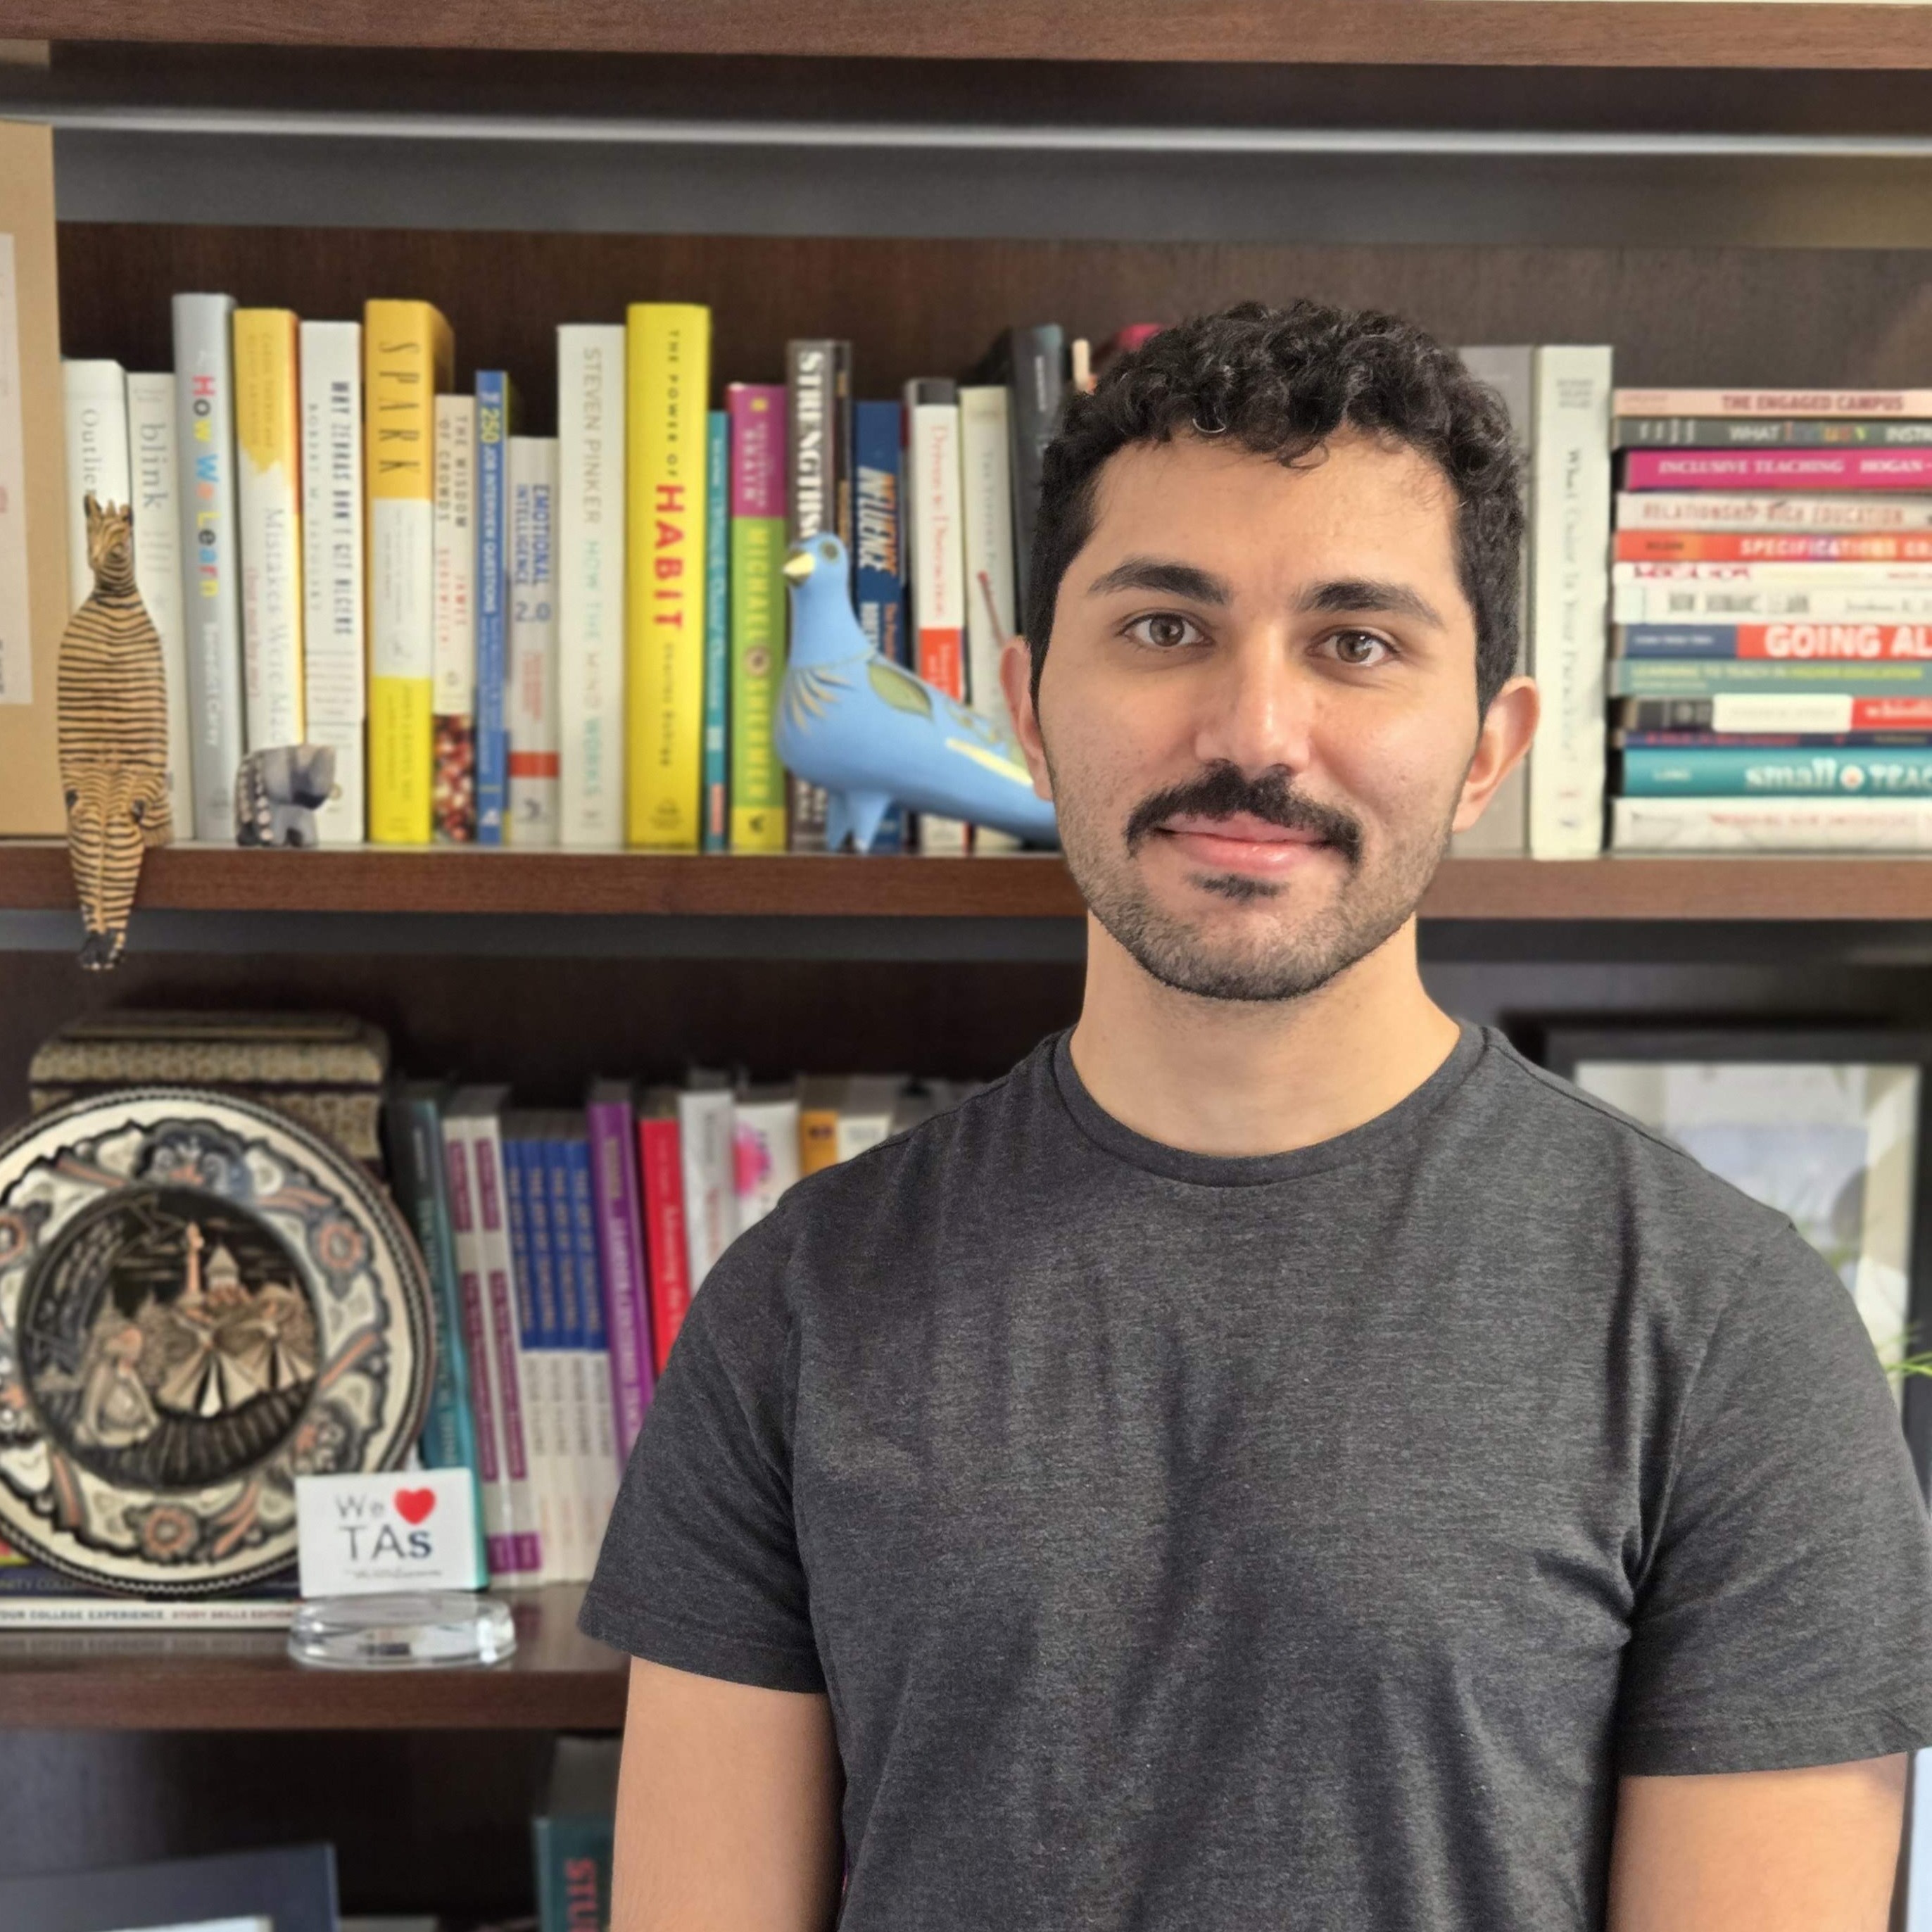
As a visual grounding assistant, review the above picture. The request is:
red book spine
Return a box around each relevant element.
[638,1116,693,1373]
[1625,449,1932,490]
[1617,530,1932,563]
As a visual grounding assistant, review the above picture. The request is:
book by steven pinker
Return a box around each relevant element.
[295,1467,486,1597]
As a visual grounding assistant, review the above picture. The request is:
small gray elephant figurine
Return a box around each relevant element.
[235,743,338,847]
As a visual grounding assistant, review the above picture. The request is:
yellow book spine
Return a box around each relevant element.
[365,298,455,845]
[625,303,711,850]
[232,308,305,752]
[799,1106,841,1175]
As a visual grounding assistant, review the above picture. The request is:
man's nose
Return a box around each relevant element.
[1189,633,1315,778]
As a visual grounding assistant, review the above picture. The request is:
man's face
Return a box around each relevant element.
[1006,429,1520,1004]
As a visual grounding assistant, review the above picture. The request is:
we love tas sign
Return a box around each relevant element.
[295,1467,485,1598]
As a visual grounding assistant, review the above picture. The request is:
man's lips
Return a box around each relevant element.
[1156,812,1333,873]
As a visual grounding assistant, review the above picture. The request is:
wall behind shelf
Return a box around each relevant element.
[51,223,1932,438]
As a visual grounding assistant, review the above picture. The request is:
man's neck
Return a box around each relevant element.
[1066,915,1463,1158]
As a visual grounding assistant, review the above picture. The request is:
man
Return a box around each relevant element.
[581,301,1932,1931]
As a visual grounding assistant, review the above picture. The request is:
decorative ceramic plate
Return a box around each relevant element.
[0,1087,431,1594]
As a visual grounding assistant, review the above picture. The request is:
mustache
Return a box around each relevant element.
[1123,762,1365,868]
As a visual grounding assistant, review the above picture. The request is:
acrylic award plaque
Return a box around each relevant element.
[0,1087,433,1593]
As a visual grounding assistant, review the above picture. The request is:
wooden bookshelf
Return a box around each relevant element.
[0,1585,627,1730]
[7,840,1932,924]
[11,1,1932,70]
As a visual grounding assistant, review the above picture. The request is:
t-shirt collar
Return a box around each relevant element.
[1048,1020,1489,1187]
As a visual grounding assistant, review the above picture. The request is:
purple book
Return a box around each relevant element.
[586,1080,655,1458]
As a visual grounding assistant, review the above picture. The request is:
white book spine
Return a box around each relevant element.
[1527,345,1613,859]
[557,324,627,850]
[1617,583,1932,626]
[1616,559,1932,587]
[437,1117,517,1580]
[62,359,131,611]
[462,1107,544,1579]
[677,1088,739,1292]
[172,293,246,839]
[958,383,1021,854]
[731,1097,802,1231]
[234,327,305,752]
[1617,492,1932,534]
[909,398,968,855]
[0,1598,295,1629]
[298,321,366,842]
[125,372,194,836]
[1450,344,1535,859]
[507,436,560,845]
[1612,795,1932,852]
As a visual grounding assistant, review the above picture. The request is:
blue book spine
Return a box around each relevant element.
[567,1138,609,1360]
[542,1137,582,1353]
[1617,625,1738,658]
[1622,744,1932,795]
[503,1135,538,1352]
[476,370,512,843]
[702,409,731,853]
[853,400,909,852]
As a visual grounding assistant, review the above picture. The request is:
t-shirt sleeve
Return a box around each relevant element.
[576,1222,824,1693]
[1617,1221,1932,1774]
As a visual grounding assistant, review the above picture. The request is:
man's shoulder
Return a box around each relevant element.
[1465,1030,1795,1252]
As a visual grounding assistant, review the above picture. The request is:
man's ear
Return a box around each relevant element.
[1452,675,1539,834]
[999,638,1054,803]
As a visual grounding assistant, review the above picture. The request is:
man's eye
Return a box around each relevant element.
[1325,629,1394,667]
[1125,613,1204,650]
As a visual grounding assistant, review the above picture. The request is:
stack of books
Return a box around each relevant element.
[1608,386,1932,852]
[15,301,1163,857]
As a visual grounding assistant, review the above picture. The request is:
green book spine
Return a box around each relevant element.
[702,408,730,852]
[533,1813,616,1932]
[728,383,788,852]
[382,1084,488,1580]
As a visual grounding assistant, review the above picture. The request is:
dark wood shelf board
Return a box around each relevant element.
[13,2,1932,69]
[8,840,1932,924]
[0,1584,628,1729]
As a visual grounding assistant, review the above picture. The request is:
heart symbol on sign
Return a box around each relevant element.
[393,1488,436,1526]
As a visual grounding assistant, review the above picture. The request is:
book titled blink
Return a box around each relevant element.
[172,293,246,840]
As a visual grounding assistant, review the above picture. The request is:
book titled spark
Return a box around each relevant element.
[728,383,788,852]
[557,325,627,850]
[172,293,246,840]
[365,299,454,844]
[625,303,711,850]
[233,308,305,752]
[509,436,560,844]
[297,322,366,842]
[431,392,477,841]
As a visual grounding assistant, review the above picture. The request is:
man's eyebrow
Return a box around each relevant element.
[1084,557,1232,605]
[1298,577,1446,629]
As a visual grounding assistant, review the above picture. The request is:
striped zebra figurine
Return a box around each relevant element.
[57,493,172,969]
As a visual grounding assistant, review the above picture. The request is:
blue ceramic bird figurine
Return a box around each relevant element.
[776,533,1059,853]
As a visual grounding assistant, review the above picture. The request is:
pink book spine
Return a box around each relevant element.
[443,1132,512,1578]
[475,1129,542,1575]
[587,1092,655,1460]
[1626,449,1932,491]
[728,383,786,518]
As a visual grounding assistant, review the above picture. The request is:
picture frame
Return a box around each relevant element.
[0,1842,336,1932]
[1538,1026,1932,1491]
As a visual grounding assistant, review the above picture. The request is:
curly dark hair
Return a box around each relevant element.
[1026,299,1524,713]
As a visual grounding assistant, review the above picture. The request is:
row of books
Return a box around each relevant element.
[0,1043,980,1620]
[1605,386,1932,852]
[39,300,1138,857]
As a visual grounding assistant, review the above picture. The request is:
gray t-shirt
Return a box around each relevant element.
[581,1025,1932,1930]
